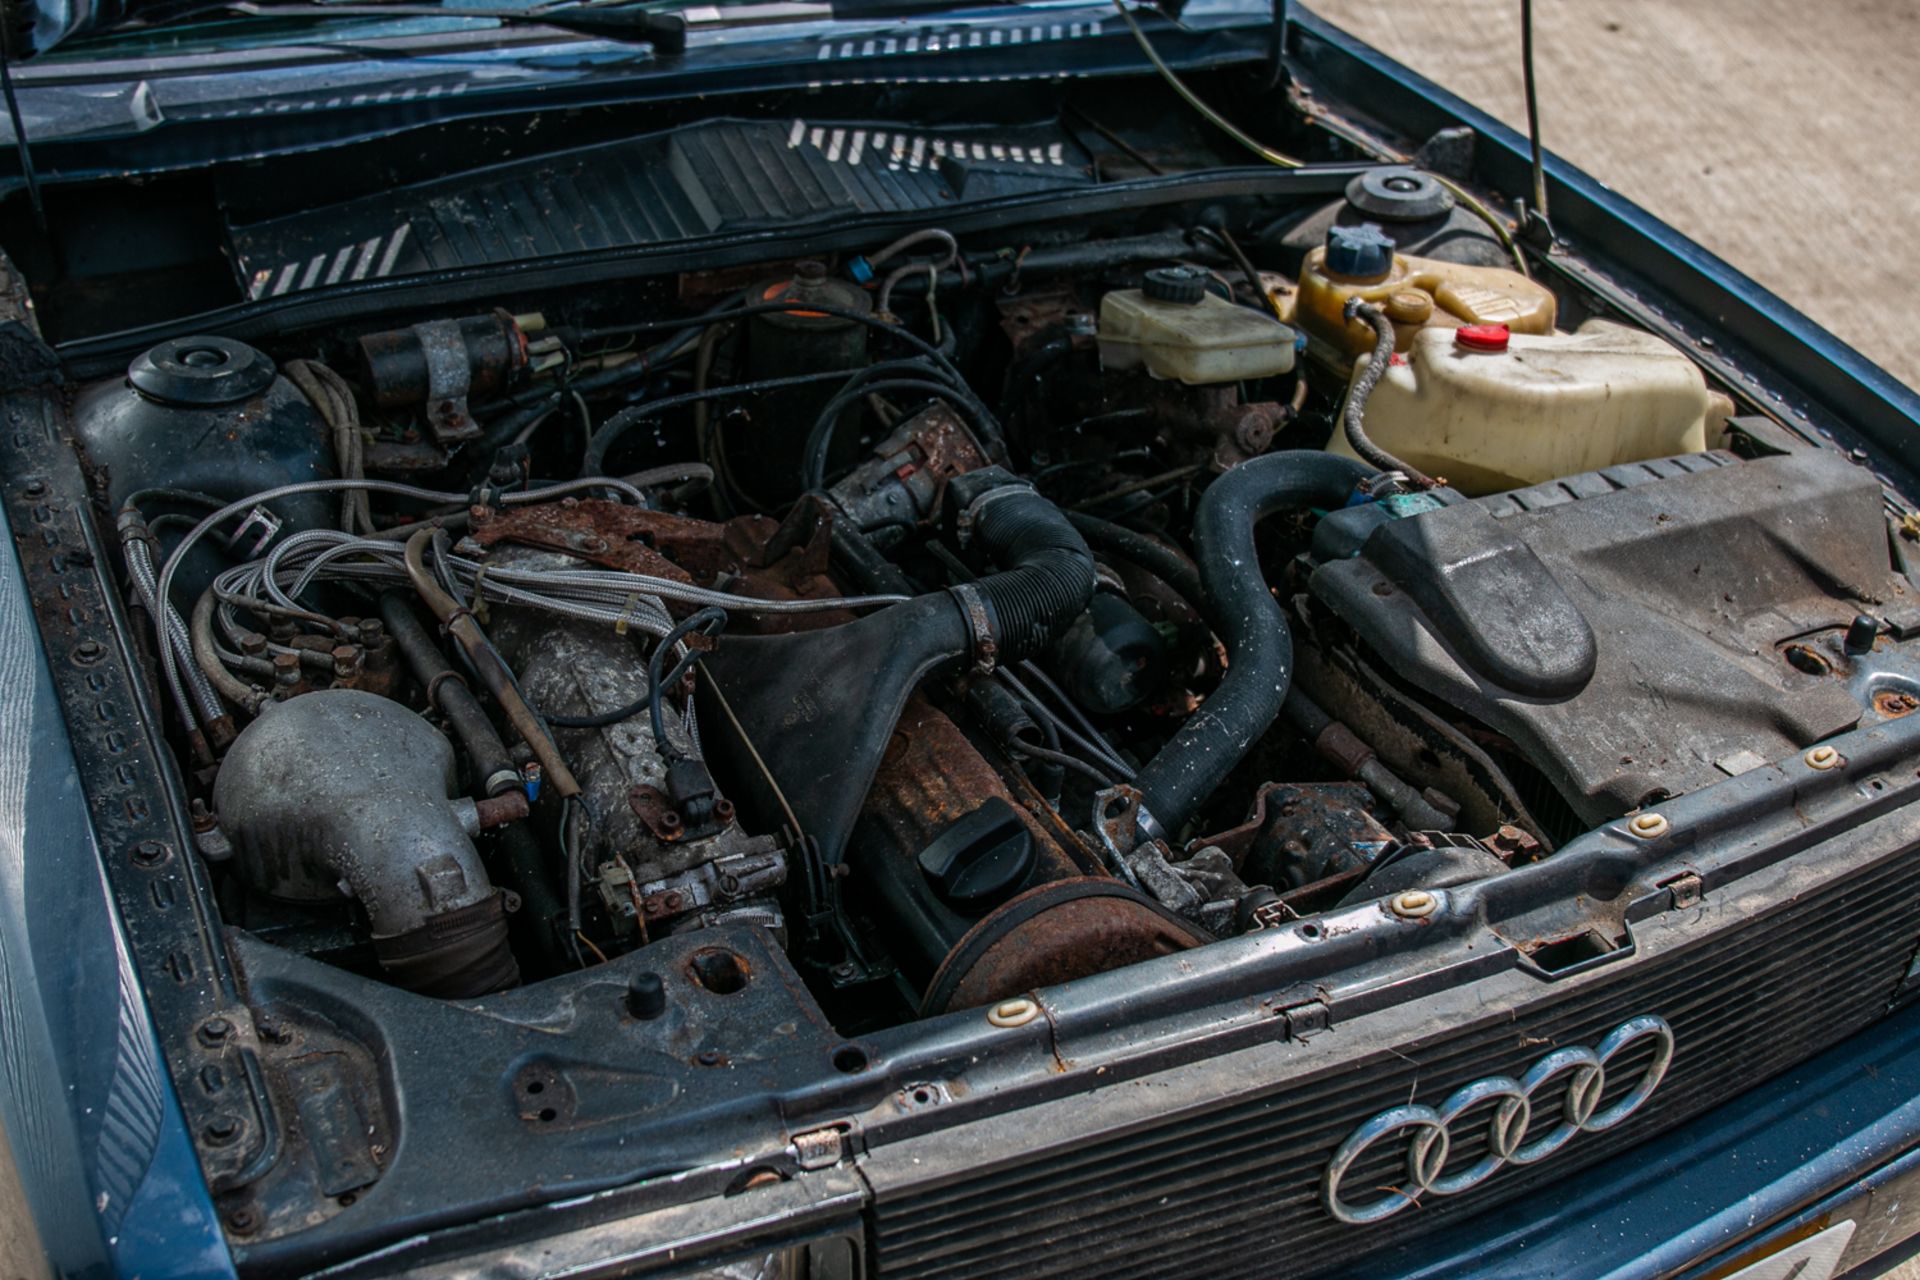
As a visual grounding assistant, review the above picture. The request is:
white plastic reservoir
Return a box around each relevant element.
[1331,319,1730,494]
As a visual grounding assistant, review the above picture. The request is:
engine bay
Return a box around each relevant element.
[49,144,1918,1040]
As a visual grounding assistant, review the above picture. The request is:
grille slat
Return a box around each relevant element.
[870,843,1920,1278]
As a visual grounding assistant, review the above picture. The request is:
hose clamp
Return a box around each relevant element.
[948,582,998,675]
[954,478,1034,549]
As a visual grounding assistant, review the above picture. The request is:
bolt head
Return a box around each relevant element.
[202,1114,241,1145]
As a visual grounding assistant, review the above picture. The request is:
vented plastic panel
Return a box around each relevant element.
[226,116,1091,300]
[868,842,1920,1279]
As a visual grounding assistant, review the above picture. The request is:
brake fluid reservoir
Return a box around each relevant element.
[1098,267,1296,384]
[1294,223,1556,360]
[1330,319,1731,495]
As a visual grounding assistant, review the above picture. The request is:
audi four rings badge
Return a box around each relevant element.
[1322,1015,1676,1224]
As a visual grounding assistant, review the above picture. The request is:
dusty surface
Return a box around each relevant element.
[1309,0,1920,392]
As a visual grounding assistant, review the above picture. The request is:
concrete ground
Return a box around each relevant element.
[3,4,1917,1278]
[1309,0,1920,393]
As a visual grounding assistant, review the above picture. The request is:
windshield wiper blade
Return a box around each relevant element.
[210,0,688,50]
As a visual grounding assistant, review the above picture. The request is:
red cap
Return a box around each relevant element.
[1455,323,1511,352]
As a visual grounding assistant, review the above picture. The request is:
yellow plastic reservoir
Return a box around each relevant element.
[1294,224,1556,359]
[1098,267,1296,385]
[1330,319,1732,495]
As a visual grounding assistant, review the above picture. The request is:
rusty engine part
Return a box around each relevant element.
[483,560,785,941]
[467,495,851,632]
[1192,780,1396,893]
[358,309,529,446]
[826,400,989,534]
[848,699,1202,1012]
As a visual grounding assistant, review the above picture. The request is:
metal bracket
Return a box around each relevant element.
[414,318,482,446]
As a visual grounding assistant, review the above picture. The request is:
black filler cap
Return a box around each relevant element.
[917,797,1035,910]
[1141,266,1209,306]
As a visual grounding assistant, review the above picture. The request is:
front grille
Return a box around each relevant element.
[868,840,1920,1279]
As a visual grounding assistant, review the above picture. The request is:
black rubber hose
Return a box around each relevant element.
[380,592,522,798]
[1131,451,1373,837]
[950,468,1098,665]
[1065,511,1204,606]
[1342,300,1436,487]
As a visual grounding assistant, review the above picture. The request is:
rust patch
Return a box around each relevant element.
[470,496,849,632]
[924,878,1207,1015]
[1876,689,1920,718]
[866,698,1077,880]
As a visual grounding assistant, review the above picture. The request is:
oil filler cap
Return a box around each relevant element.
[1141,266,1208,306]
[129,336,277,407]
[917,797,1035,910]
[1454,323,1511,352]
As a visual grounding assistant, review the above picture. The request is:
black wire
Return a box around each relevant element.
[802,377,977,492]
[1521,0,1548,223]
[646,606,728,751]
[573,298,1005,458]
[581,364,888,478]
[126,486,228,512]
[0,18,47,239]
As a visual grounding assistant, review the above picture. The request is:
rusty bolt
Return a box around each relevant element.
[237,631,267,657]
[1875,690,1920,718]
[1388,889,1437,919]
[198,1016,233,1046]
[225,1204,261,1235]
[72,639,105,665]
[1627,812,1671,839]
[331,644,363,678]
[658,809,682,832]
[202,1114,242,1146]
[1231,407,1275,456]
[131,839,170,868]
[986,997,1040,1028]
[22,477,46,497]
[1805,744,1843,770]
[714,798,736,823]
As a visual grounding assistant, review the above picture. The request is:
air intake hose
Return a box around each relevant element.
[704,473,1094,861]
[945,467,1097,666]
[1132,451,1374,839]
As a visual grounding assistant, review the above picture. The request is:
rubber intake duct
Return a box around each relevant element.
[1131,451,1374,840]
[703,469,1094,863]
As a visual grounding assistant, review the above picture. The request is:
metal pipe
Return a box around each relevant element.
[380,591,523,797]
[401,529,582,799]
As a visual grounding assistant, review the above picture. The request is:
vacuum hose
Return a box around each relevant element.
[1132,451,1373,838]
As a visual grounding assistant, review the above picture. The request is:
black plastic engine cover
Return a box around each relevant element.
[1310,448,1916,823]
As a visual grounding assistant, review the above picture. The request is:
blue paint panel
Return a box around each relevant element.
[0,501,229,1280]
